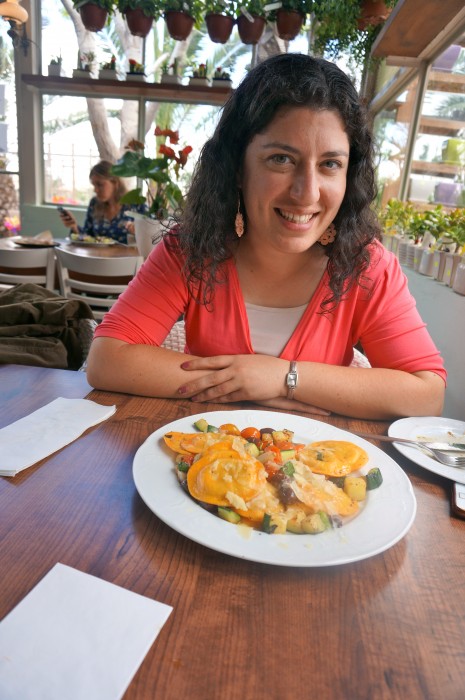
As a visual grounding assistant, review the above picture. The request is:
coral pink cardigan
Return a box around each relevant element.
[95,238,446,381]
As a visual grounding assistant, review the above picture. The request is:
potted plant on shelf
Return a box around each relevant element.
[189,62,211,87]
[163,0,204,41]
[111,126,193,257]
[98,55,118,79]
[212,66,232,88]
[48,55,63,77]
[73,0,114,32]
[204,0,236,44]
[236,0,267,45]
[126,59,146,82]
[160,58,183,85]
[72,52,96,78]
[117,0,158,38]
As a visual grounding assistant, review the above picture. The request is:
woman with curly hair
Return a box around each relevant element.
[58,160,142,244]
[87,53,445,419]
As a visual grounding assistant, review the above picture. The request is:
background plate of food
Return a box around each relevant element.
[65,234,116,246]
[133,410,416,566]
[389,416,465,485]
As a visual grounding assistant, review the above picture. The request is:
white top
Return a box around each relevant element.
[245,302,308,356]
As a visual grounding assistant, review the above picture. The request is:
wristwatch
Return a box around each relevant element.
[286,361,298,400]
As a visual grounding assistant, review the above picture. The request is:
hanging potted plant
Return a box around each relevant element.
[236,0,267,45]
[204,0,236,44]
[164,0,203,41]
[73,0,114,32]
[117,0,159,38]
[267,0,311,41]
[357,0,393,30]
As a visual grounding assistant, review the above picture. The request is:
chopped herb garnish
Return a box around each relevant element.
[281,461,295,477]
[262,513,277,534]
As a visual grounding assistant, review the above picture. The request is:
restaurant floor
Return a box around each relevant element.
[402,265,464,421]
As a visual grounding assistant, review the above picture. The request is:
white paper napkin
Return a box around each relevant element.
[0,397,116,476]
[0,563,173,700]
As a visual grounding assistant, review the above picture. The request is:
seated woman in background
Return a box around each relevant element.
[86,53,446,419]
[58,160,143,244]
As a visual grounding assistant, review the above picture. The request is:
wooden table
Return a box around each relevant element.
[1,364,464,699]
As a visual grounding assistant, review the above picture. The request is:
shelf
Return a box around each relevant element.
[22,75,232,107]
[411,161,460,177]
[372,0,465,59]
[427,71,465,93]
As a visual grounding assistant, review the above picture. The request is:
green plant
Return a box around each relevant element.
[73,0,115,12]
[191,62,208,78]
[163,0,204,25]
[311,0,398,69]
[116,0,161,19]
[77,51,96,70]
[236,0,266,17]
[111,126,193,220]
[100,55,116,70]
[378,198,415,235]
[447,208,465,250]
[50,55,62,66]
[128,59,145,74]
[204,0,236,17]
[213,66,231,80]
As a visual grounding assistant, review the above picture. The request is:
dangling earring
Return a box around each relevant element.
[319,223,336,245]
[235,196,244,238]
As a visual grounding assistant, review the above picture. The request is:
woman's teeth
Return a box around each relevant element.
[279,210,314,224]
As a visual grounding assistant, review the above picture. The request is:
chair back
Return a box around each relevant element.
[0,246,56,290]
[55,248,143,321]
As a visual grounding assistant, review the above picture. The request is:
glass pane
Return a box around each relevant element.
[408,39,465,209]
[373,77,418,207]
[0,22,20,236]
[43,95,132,206]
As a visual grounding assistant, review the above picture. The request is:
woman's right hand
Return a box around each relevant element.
[59,209,78,233]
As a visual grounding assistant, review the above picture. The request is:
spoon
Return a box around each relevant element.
[354,432,465,469]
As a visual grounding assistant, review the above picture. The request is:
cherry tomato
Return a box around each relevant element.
[263,461,281,478]
[219,423,241,436]
[273,440,295,451]
[240,426,261,441]
[263,444,282,464]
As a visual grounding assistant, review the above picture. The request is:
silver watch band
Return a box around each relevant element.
[286,361,298,400]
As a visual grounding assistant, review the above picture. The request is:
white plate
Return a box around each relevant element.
[133,410,416,567]
[389,416,465,485]
[65,237,116,247]
[12,237,57,248]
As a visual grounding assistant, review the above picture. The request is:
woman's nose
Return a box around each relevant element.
[289,166,320,203]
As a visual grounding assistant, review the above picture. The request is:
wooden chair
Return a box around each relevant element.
[55,248,143,321]
[0,246,56,290]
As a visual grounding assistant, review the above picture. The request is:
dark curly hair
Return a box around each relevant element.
[175,52,380,309]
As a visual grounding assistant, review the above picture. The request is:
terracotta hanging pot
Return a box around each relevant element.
[357,1,391,30]
[125,8,153,38]
[275,9,304,41]
[164,11,195,41]
[237,14,266,45]
[79,3,108,32]
[205,13,235,43]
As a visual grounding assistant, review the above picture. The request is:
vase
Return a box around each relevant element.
[79,3,107,32]
[405,241,417,268]
[189,77,211,87]
[413,246,423,271]
[212,79,232,89]
[126,73,146,82]
[164,11,194,41]
[205,13,235,43]
[125,8,153,38]
[418,249,435,276]
[160,74,182,85]
[237,14,266,45]
[443,252,462,287]
[397,238,409,265]
[48,64,62,77]
[98,69,117,80]
[275,10,305,41]
[72,69,92,79]
[134,218,163,260]
[357,1,392,30]
[432,250,446,280]
[452,259,465,295]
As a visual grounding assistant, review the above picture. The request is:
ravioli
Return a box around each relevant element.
[298,440,369,477]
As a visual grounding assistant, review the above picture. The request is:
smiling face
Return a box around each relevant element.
[239,107,350,254]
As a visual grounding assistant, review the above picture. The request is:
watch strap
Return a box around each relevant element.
[286,361,298,400]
